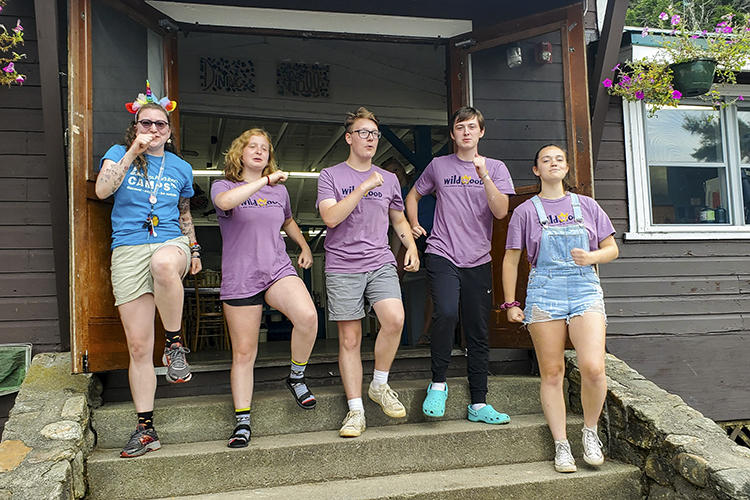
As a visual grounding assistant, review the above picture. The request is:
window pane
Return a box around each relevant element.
[737,111,750,164]
[649,166,729,224]
[646,108,722,163]
[743,167,750,223]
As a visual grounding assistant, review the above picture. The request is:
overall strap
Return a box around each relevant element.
[570,193,583,222]
[530,196,548,225]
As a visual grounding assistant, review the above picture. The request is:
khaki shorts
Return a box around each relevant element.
[111,236,191,306]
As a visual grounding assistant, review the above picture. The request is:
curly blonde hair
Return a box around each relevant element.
[223,128,278,183]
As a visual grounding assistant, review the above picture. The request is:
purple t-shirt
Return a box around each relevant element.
[505,194,616,267]
[211,179,298,300]
[414,154,515,268]
[316,162,403,274]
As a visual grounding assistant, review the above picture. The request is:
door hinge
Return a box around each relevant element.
[82,351,89,373]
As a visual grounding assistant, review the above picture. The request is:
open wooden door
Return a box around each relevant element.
[448,4,593,348]
[69,0,179,372]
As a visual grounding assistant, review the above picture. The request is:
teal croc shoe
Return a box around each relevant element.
[422,383,448,417]
[467,404,510,425]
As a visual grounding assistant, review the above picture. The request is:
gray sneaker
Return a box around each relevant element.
[162,343,192,383]
[120,425,161,458]
[554,439,577,473]
[582,426,604,466]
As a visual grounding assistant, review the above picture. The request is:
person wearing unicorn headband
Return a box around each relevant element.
[95,81,200,458]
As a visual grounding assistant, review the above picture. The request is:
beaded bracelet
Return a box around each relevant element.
[500,301,520,310]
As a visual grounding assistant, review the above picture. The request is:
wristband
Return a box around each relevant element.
[266,174,271,186]
[191,254,201,259]
[190,243,202,253]
[500,301,520,310]
[481,173,490,180]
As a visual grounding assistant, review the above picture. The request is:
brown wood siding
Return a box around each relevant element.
[595,98,750,421]
[0,1,61,358]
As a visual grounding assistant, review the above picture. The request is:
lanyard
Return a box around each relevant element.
[142,154,166,237]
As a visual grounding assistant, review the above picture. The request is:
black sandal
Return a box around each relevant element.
[286,377,316,410]
[228,424,251,448]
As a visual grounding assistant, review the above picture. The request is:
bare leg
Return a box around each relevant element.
[371,298,404,372]
[224,303,263,409]
[338,320,363,400]
[568,312,607,428]
[528,319,569,441]
[118,294,157,413]
[264,276,317,364]
[150,245,188,332]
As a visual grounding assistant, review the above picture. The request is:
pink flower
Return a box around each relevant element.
[702,30,708,36]
[642,27,649,37]
[672,90,682,99]
[15,75,24,84]
[3,62,14,73]
[739,95,745,101]
[659,12,668,21]
[671,15,680,26]
[611,63,620,72]
[602,78,613,88]
[635,90,645,99]
[13,20,23,33]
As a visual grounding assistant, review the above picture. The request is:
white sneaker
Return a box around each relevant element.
[368,382,406,418]
[554,440,577,473]
[339,410,366,438]
[582,426,604,466]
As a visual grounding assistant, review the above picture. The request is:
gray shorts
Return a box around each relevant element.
[325,264,401,321]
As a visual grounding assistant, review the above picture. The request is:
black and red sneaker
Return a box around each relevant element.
[120,425,161,458]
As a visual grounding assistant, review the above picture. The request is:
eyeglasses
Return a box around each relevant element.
[137,119,169,131]
[350,129,382,140]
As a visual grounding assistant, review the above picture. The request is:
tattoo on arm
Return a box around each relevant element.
[178,197,197,243]
[99,158,130,197]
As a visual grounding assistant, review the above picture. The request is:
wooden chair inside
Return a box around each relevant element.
[192,270,230,351]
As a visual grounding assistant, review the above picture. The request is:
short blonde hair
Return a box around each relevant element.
[223,128,278,183]
[344,107,379,132]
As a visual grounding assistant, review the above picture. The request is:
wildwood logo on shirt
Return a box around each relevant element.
[240,197,281,208]
[341,186,383,198]
[443,174,484,186]
[547,212,575,224]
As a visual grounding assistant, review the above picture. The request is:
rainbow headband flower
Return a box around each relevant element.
[125,80,177,114]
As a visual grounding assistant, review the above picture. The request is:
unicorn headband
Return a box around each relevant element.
[125,80,177,114]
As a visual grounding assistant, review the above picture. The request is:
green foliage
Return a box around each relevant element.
[0,0,26,86]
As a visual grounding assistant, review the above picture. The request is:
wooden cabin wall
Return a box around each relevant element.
[0,0,63,434]
[595,99,750,422]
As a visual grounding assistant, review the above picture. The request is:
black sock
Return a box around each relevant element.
[166,330,183,349]
[138,411,154,430]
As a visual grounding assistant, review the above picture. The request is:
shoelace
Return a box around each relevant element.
[382,387,401,404]
[583,428,603,456]
[555,441,574,464]
[168,346,189,369]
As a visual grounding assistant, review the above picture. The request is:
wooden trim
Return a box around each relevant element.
[165,33,180,150]
[34,0,71,350]
[99,0,170,33]
[69,0,93,372]
[590,0,629,164]
[468,22,566,54]
[563,3,594,197]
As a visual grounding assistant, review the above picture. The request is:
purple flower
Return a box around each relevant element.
[739,95,745,101]
[3,62,14,73]
[691,35,699,39]
[671,15,681,26]
[611,63,620,72]
[642,27,649,37]
[723,26,733,33]
[621,75,631,83]
[13,20,23,33]
[659,12,668,21]
[672,90,682,99]
[0,6,3,12]
[717,21,727,27]
[702,30,708,36]
[602,78,613,88]
[635,90,645,99]
[15,75,24,84]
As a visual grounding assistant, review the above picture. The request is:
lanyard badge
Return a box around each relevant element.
[142,154,166,236]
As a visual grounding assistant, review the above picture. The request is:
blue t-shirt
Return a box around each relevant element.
[101,145,194,250]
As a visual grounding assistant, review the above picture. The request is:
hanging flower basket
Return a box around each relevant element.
[670,59,717,97]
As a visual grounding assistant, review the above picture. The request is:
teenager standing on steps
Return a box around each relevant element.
[212,128,319,448]
[406,106,515,425]
[95,83,200,458]
[317,107,420,438]
[502,144,618,473]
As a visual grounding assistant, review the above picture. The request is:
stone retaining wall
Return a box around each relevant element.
[566,352,750,500]
[0,353,101,500]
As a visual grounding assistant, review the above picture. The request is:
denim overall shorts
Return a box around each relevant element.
[523,193,606,325]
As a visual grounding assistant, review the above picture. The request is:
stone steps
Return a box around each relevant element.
[88,415,596,500]
[92,375,544,449]
[150,461,643,500]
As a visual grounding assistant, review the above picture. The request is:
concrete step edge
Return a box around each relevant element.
[151,461,643,500]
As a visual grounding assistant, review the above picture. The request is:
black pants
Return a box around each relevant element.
[426,254,492,404]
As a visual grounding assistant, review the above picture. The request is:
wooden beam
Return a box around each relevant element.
[34,0,70,349]
[589,0,629,164]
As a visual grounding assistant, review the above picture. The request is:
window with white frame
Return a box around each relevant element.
[624,99,750,239]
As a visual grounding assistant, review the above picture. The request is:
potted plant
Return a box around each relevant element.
[603,8,750,116]
[0,0,25,87]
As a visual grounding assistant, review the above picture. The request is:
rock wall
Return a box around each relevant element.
[0,353,101,500]
[566,353,750,500]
